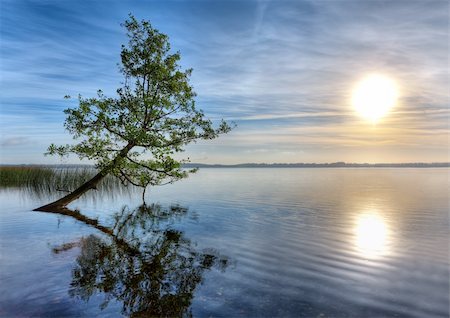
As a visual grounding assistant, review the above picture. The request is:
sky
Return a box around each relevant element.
[1,0,448,164]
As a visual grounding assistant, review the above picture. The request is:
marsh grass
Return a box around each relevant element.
[0,166,54,187]
[0,166,130,195]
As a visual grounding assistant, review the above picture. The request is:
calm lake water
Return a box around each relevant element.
[0,168,448,317]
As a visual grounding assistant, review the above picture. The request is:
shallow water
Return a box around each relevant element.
[0,168,448,317]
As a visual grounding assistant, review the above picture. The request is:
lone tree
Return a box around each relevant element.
[35,16,232,212]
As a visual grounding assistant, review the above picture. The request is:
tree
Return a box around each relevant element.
[34,15,232,212]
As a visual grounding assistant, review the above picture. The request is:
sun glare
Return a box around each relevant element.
[352,74,398,122]
[354,212,389,259]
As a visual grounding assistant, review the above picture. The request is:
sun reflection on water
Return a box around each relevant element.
[354,211,390,259]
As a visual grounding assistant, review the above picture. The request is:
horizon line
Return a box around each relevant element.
[1,162,449,167]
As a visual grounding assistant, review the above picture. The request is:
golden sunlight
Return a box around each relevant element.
[352,74,398,122]
[354,212,389,259]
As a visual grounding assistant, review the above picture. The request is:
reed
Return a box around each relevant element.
[0,166,54,187]
[0,166,127,193]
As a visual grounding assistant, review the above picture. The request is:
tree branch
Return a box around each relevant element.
[125,155,178,179]
[118,169,143,187]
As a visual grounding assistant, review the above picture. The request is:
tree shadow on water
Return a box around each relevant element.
[52,204,228,317]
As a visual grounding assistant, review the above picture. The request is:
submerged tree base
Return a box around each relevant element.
[33,205,113,235]
[33,204,68,213]
[34,205,141,256]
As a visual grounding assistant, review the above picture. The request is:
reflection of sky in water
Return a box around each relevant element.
[354,211,389,259]
[0,168,448,317]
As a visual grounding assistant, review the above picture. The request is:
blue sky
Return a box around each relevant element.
[1,0,448,164]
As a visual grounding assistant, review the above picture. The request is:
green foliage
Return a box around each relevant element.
[47,15,232,188]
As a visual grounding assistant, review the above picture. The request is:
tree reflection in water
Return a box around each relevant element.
[54,204,228,317]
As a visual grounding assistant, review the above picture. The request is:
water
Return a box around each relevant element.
[0,168,448,317]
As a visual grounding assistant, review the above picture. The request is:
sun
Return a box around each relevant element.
[352,74,398,122]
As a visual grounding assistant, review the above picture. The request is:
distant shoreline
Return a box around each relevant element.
[184,162,450,168]
[1,162,449,168]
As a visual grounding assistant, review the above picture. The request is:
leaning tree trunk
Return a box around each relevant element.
[34,142,134,212]
[33,170,107,212]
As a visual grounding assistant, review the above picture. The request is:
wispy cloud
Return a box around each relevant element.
[0,0,448,163]
[1,136,32,147]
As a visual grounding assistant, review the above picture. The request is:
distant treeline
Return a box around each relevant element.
[1,162,449,169]
[183,162,450,168]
